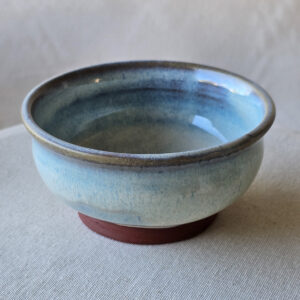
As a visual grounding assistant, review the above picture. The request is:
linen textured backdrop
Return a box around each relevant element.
[0,1,299,300]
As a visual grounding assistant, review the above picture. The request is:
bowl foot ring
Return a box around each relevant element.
[78,213,217,244]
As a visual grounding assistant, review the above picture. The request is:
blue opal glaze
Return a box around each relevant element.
[32,139,263,227]
[22,61,275,228]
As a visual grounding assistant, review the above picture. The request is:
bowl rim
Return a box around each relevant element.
[21,60,276,167]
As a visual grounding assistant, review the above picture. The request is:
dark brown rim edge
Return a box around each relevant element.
[21,61,276,167]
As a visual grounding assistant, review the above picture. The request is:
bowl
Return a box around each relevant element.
[22,61,275,244]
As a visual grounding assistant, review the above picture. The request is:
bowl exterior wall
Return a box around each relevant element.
[32,139,263,227]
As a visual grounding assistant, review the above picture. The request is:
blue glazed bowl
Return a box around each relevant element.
[22,61,275,232]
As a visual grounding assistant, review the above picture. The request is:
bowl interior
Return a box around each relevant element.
[32,66,266,154]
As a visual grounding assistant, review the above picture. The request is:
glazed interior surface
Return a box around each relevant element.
[32,67,265,154]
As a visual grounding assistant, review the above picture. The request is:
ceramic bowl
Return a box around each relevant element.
[22,61,275,243]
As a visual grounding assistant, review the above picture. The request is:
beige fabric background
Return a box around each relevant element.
[0,1,299,299]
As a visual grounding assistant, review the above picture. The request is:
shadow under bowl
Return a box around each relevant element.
[22,61,275,244]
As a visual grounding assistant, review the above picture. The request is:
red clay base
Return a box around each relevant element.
[78,213,217,244]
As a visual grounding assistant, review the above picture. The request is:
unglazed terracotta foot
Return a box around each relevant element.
[78,213,218,244]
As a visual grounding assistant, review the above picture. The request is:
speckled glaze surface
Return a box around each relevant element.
[22,61,275,228]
